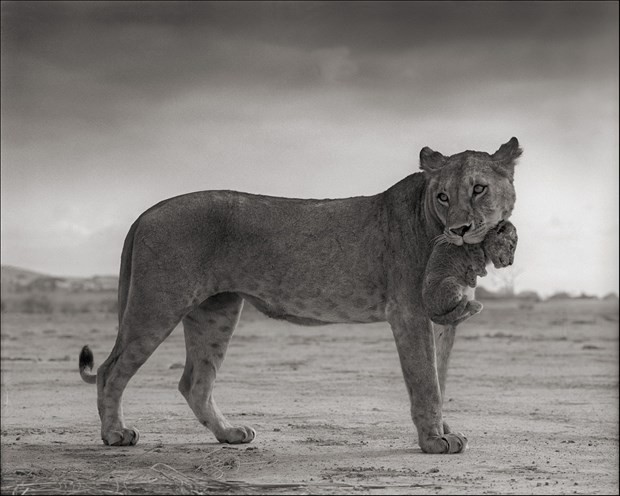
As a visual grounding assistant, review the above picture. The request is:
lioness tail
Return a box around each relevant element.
[79,345,97,384]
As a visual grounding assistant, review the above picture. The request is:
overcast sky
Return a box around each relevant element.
[1,1,618,297]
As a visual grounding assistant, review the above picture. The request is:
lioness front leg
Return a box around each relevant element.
[388,308,467,454]
[434,323,456,435]
[178,293,256,444]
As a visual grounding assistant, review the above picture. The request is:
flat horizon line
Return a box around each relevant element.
[1,264,617,300]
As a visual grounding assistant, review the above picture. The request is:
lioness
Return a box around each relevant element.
[79,137,521,454]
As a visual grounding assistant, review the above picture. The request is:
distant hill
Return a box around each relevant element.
[1,265,118,293]
[1,265,48,289]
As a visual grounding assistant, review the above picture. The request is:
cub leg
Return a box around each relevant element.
[463,244,488,281]
[425,276,471,326]
[388,308,467,454]
[97,307,181,446]
[178,292,256,444]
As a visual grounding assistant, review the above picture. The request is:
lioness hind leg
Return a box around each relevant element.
[97,310,181,446]
[179,292,256,444]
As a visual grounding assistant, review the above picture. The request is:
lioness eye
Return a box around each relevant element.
[473,184,486,195]
[437,193,449,203]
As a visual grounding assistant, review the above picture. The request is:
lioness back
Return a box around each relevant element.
[129,190,390,325]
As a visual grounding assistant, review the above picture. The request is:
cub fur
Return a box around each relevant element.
[423,220,518,326]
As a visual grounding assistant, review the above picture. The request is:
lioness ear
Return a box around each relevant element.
[419,146,446,173]
[491,137,522,180]
[492,137,522,165]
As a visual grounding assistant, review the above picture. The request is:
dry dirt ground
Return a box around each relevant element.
[1,299,618,495]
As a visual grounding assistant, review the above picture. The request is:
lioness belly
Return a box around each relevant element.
[216,248,388,325]
[239,292,384,325]
[236,283,387,325]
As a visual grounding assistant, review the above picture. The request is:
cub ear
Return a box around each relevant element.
[492,137,522,165]
[419,146,447,173]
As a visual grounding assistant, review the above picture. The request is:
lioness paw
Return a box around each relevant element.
[216,425,256,444]
[420,431,468,454]
[102,427,140,447]
[442,432,468,453]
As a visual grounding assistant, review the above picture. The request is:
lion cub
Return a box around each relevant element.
[423,221,518,326]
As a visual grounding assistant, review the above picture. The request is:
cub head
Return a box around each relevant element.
[420,137,522,246]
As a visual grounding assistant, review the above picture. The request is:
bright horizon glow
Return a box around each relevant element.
[1,2,618,298]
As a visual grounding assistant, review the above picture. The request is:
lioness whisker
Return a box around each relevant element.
[431,234,448,247]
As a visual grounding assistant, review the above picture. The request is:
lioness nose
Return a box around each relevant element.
[449,223,472,237]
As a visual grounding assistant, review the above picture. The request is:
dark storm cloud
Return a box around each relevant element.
[3,1,617,50]
[1,1,616,183]
[2,0,616,116]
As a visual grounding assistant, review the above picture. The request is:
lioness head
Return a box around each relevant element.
[420,137,522,246]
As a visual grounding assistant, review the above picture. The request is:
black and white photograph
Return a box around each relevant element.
[1,1,618,494]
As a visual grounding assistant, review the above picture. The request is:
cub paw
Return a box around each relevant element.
[216,425,256,444]
[467,300,483,316]
[102,427,140,446]
[465,269,478,289]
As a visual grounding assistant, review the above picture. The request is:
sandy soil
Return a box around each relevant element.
[1,299,618,494]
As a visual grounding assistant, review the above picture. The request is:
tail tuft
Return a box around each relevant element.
[79,345,97,384]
